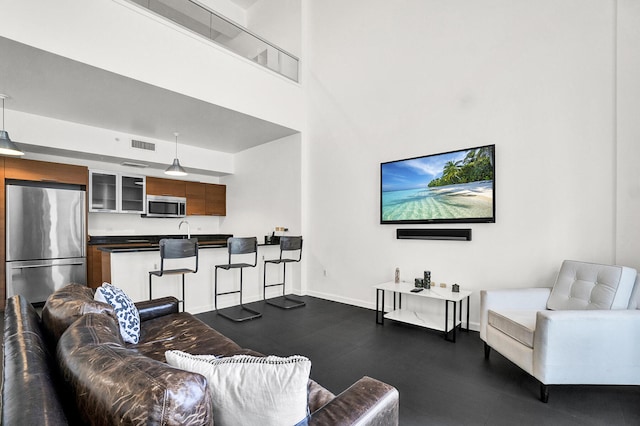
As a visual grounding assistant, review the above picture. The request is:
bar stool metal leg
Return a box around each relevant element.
[215,266,262,322]
[149,272,186,312]
[264,261,305,309]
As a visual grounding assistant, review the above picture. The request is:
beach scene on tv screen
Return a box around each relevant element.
[381,146,494,222]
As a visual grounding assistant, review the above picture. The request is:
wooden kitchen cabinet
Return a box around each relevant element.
[185,182,226,216]
[142,176,225,215]
[205,184,226,216]
[146,176,186,197]
[186,182,206,215]
[87,245,105,289]
[4,157,88,186]
[87,245,114,289]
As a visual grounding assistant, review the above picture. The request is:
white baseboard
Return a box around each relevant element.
[305,289,377,310]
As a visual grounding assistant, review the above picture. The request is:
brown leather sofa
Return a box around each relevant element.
[2,284,399,425]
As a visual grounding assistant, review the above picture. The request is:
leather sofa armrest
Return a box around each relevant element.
[309,376,399,426]
[2,296,69,425]
[480,288,551,341]
[135,297,179,322]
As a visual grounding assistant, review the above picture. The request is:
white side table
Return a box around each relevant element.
[374,281,471,342]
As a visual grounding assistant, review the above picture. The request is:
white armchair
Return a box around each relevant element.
[480,260,640,402]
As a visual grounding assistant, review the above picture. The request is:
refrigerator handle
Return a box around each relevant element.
[14,262,85,269]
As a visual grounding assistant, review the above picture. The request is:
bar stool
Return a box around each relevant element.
[149,238,198,312]
[214,237,262,322]
[263,236,305,309]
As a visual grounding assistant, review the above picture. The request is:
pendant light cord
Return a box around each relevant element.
[2,97,5,131]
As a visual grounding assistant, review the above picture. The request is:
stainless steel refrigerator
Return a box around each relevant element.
[6,182,86,304]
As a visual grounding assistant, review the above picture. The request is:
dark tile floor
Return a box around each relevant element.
[1,297,637,425]
[197,296,640,426]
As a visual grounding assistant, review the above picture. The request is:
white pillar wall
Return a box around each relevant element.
[615,0,640,270]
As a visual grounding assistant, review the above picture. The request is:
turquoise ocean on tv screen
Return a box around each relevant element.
[381,180,493,221]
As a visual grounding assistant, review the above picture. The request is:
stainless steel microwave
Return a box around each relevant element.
[144,195,186,218]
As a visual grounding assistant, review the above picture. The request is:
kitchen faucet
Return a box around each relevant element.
[179,220,190,239]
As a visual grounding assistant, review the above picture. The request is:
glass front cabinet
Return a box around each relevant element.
[89,170,146,213]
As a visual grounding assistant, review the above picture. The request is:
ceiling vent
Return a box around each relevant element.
[121,161,149,168]
[131,139,156,151]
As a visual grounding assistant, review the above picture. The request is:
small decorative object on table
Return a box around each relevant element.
[394,268,400,284]
[414,278,423,288]
[452,284,460,292]
[423,270,431,289]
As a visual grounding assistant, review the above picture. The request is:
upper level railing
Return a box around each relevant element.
[128,0,299,82]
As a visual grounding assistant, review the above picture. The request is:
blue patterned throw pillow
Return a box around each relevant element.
[94,283,140,344]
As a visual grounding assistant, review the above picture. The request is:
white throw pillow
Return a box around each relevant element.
[94,282,140,344]
[165,350,311,426]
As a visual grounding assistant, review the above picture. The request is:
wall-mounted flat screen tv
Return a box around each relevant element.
[380,144,495,224]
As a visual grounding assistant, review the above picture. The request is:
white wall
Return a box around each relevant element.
[220,133,302,238]
[219,0,300,81]
[0,0,302,130]
[199,0,247,26]
[303,0,620,328]
[247,0,301,57]
[88,213,221,237]
[219,133,303,293]
[616,0,640,270]
[10,110,234,175]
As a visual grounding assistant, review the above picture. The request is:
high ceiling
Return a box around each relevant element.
[0,36,297,155]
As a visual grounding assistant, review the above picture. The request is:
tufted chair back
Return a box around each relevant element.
[546,260,637,311]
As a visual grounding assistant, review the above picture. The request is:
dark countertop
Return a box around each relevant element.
[90,234,280,253]
[99,244,225,253]
[89,234,233,245]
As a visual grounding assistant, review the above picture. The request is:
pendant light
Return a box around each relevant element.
[0,94,24,156]
[164,132,187,176]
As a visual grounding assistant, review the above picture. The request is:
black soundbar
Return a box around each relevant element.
[396,228,472,241]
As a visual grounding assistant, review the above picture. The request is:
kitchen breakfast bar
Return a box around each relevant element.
[92,235,294,315]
